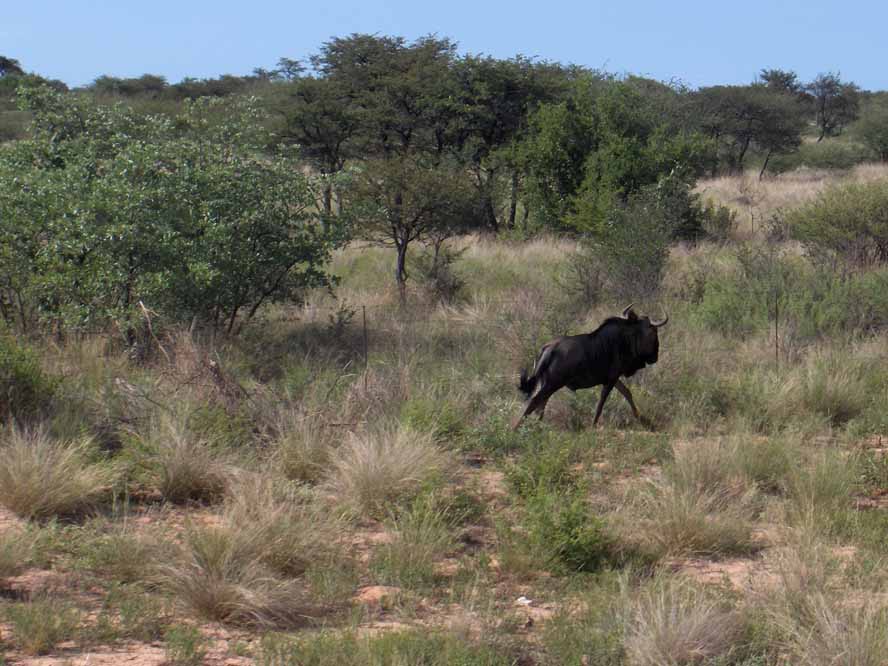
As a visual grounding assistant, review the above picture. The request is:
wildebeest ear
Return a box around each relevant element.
[622,303,637,320]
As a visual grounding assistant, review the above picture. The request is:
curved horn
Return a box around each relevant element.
[621,303,635,317]
[651,315,669,328]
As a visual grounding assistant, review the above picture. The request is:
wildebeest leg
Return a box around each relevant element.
[512,387,554,430]
[537,393,552,421]
[615,379,652,428]
[592,383,614,427]
[614,379,640,420]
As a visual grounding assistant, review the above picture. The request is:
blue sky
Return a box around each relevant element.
[4,0,886,89]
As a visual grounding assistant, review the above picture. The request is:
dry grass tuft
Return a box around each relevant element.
[140,414,230,503]
[783,595,888,666]
[223,474,343,578]
[628,483,759,559]
[0,427,114,520]
[157,474,347,626]
[324,425,450,517]
[157,523,321,628]
[271,409,341,484]
[625,576,745,666]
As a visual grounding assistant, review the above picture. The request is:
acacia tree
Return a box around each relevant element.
[0,57,23,78]
[693,84,806,173]
[759,68,803,95]
[312,34,485,301]
[452,56,567,231]
[345,155,478,303]
[806,72,860,142]
[275,76,361,214]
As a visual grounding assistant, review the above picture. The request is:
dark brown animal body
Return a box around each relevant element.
[514,305,667,429]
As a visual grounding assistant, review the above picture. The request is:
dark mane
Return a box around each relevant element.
[588,316,632,338]
[589,317,646,377]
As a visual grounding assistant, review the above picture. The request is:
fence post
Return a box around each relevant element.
[362,305,369,390]
[774,292,779,368]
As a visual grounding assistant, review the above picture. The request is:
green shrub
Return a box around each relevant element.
[505,436,580,498]
[4,595,82,655]
[188,404,255,449]
[370,495,455,590]
[400,394,467,442]
[576,187,672,302]
[691,243,888,339]
[542,582,625,666]
[788,180,888,270]
[0,529,33,579]
[769,140,875,173]
[0,333,58,422]
[524,487,616,573]
[164,625,207,666]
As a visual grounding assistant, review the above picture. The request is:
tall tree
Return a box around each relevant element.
[275,76,360,214]
[0,57,24,78]
[693,84,806,173]
[759,68,802,95]
[806,72,860,142]
[452,56,567,231]
[314,34,474,300]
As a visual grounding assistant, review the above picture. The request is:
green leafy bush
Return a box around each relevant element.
[524,487,615,573]
[788,180,888,270]
[0,333,58,422]
[769,140,875,173]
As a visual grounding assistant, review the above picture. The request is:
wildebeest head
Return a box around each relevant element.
[621,303,668,366]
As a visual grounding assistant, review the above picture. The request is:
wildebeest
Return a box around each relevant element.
[513,305,667,430]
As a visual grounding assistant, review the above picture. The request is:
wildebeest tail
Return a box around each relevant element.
[518,345,553,398]
[518,368,537,398]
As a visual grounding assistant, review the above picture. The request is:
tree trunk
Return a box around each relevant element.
[759,149,773,181]
[484,196,498,233]
[737,136,751,170]
[395,240,408,308]
[508,169,520,230]
[322,182,333,215]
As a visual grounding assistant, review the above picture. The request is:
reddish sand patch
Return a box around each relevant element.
[0,506,24,533]
[670,556,778,591]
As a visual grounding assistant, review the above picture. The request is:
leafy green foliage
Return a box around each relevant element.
[788,180,888,270]
[768,139,875,172]
[0,333,58,422]
[164,625,208,666]
[854,98,888,160]
[523,486,615,572]
[692,84,806,173]
[0,86,343,336]
[807,72,861,142]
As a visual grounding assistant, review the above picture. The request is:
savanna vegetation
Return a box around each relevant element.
[2,36,888,665]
